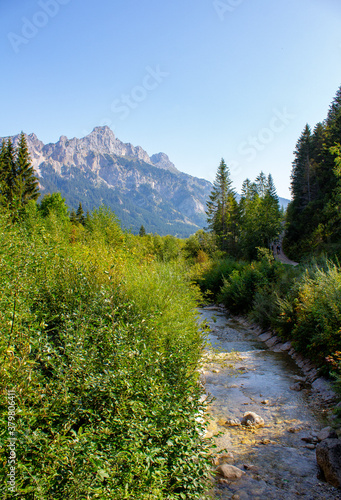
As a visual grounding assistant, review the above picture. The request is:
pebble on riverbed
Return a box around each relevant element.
[216,464,246,481]
[240,412,265,428]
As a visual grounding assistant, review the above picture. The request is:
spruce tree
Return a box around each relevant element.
[76,202,85,225]
[85,210,91,226]
[70,209,77,224]
[139,224,146,236]
[15,132,39,209]
[239,173,281,258]
[206,159,237,251]
[2,138,17,207]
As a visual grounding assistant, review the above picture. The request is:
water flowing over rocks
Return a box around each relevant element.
[200,306,341,499]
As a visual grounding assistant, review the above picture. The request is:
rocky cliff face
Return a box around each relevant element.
[4,127,212,236]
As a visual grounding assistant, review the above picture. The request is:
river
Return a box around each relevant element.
[199,306,341,500]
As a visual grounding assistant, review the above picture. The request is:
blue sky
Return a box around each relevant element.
[1,0,341,199]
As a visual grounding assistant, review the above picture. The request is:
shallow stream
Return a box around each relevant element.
[200,306,341,500]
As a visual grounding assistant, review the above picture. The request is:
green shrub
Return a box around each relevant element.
[288,261,341,367]
[0,211,211,499]
[195,258,239,299]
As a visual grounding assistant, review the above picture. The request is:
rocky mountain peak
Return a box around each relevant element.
[150,152,179,174]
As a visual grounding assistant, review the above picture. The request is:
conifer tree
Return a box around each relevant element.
[70,209,77,224]
[15,132,39,209]
[85,210,91,226]
[206,159,238,251]
[1,138,17,207]
[239,173,281,258]
[76,202,85,225]
[139,224,146,236]
[0,140,6,206]
[0,134,39,212]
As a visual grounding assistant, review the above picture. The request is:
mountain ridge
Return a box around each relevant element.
[4,127,212,236]
[3,127,290,236]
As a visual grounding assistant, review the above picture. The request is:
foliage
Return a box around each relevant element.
[239,173,282,259]
[0,207,211,499]
[183,230,218,262]
[206,159,239,252]
[277,261,341,368]
[0,133,39,216]
[285,84,341,260]
[205,161,282,259]
[38,192,69,222]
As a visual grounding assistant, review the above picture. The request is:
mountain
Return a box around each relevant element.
[6,127,212,237]
[3,126,290,236]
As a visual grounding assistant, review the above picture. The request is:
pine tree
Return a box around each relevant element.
[0,134,39,213]
[239,173,281,258]
[2,138,17,207]
[139,224,146,236]
[327,84,341,124]
[70,209,77,224]
[290,124,312,207]
[76,202,85,225]
[15,132,39,209]
[206,159,237,251]
[85,210,91,226]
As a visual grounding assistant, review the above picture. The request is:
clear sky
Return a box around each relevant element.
[1,0,341,199]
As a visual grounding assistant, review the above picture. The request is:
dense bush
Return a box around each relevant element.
[193,251,341,377]
[0,208,211,499]
[195,258,240,299]
[277,261,341,368]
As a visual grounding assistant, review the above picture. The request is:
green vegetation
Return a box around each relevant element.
[195,254,341,380]
[196,84,341,390]
[0,201,212,499]
[205,160,283,259]
[2,82,341,497]
[0,133,39,217]
[285,84,341,259]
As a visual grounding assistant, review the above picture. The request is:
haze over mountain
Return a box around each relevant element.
[4,126,289,236]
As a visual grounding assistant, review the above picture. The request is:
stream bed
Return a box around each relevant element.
[200,306,341,500]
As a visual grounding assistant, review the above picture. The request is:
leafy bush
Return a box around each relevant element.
[286,261,341,367]
[0,209,211,499]
[195,258,240,299]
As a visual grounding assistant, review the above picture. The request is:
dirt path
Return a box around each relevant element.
[273,233,299,266]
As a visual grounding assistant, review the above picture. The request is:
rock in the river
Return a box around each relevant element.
[316,438,341,487]
[226,418,241,426]
[317,427,338,442]
[212,452,234,465]
[241,412,264,427]
[290,381,304,391]
[216,464,245,480]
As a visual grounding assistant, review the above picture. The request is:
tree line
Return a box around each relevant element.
[284,84,341,258]
[0,132,91,226]
[206,159,282,259]
[0,132,39,214]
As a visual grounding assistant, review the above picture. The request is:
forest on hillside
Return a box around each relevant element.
[284,85,341,259]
